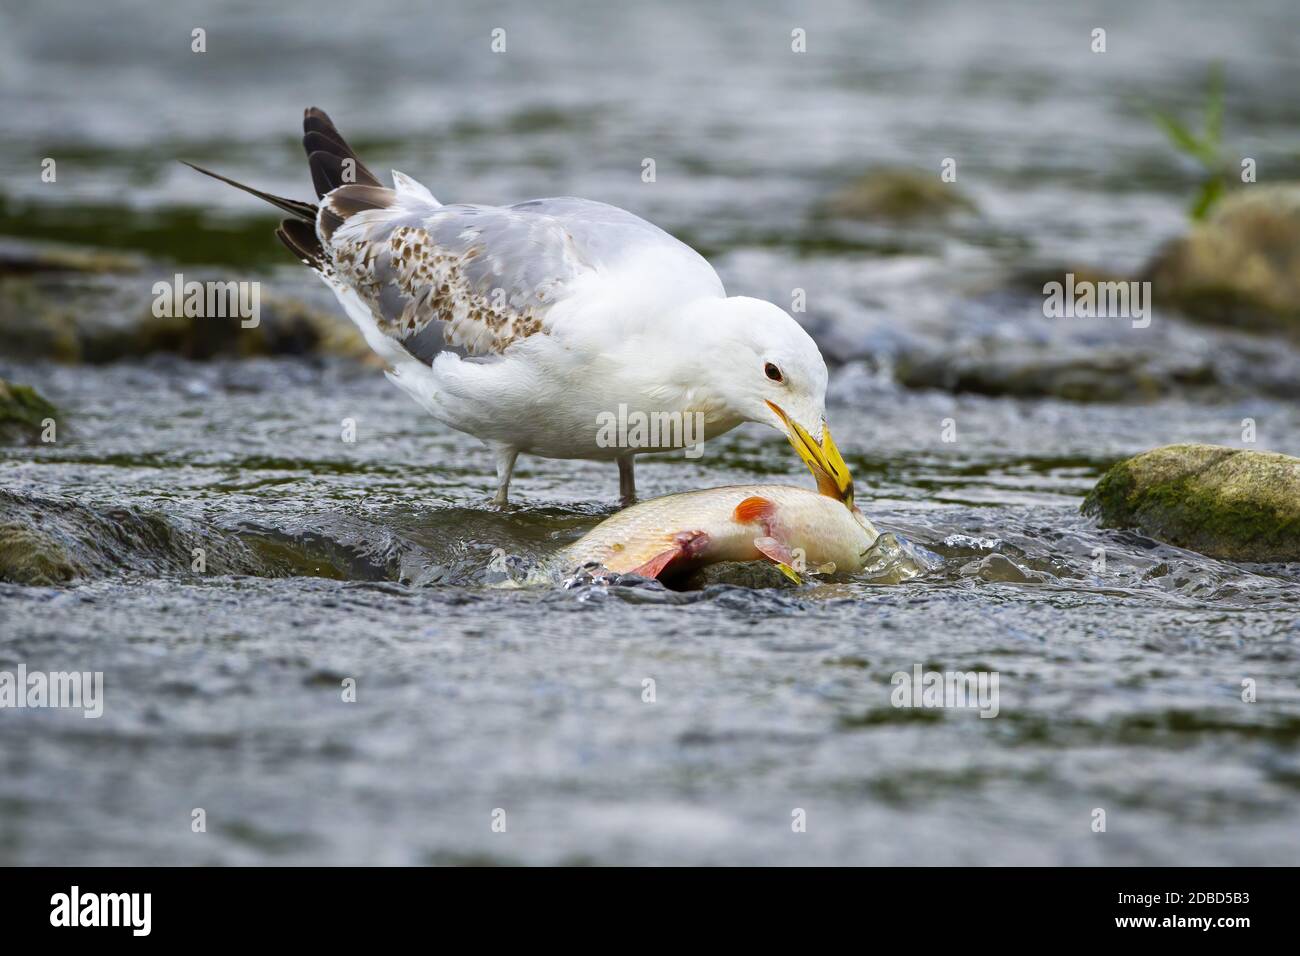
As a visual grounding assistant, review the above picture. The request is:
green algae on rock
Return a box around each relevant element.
[0,522,83,586]
[0,378,59,443]
[1082,444,1300,562]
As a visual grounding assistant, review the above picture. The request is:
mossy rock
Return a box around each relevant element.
[0,267,370,363]
[0,522,82,585]
[126,290,370,361]
[1082,444,1300,562]
[824,167,976,222]
[0,379,59,444]
[0,237,144,276]
[679,560,797,589]
[1144,185,1300,336]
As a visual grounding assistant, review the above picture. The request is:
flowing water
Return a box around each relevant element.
[1,0,1298,865]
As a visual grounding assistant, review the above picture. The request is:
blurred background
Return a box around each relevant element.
[0,0,1298,866]
[4,0,1300,388]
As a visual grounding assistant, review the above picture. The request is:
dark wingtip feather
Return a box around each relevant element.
[303,107,348,147]
[307,150,344,200]
[301,108,381,196]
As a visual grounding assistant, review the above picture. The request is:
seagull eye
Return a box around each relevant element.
[764,362,784,383]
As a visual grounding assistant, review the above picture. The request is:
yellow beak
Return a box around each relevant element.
[765,400,854,508]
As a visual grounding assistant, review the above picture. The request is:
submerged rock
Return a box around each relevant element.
[0,378,58,443]
[1082,444,1300,562]
[1145,185,1300,336]
[0,488,346,585]
[824,167,976,222]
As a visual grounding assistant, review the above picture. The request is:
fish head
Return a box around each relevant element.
[827,503,880,573]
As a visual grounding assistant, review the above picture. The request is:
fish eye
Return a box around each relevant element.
[764,362,783,383]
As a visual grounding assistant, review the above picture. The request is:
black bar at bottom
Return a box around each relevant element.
[0,867,1284,940]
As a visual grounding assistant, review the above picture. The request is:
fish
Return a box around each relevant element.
[555,484,879,584]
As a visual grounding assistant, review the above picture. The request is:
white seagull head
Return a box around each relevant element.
[688,296,853,503]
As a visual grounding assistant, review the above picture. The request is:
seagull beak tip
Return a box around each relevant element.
[766,401,854,507]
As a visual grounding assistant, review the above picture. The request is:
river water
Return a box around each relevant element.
[1,0,1298,864]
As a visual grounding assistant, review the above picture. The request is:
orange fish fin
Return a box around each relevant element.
[733,495,776,525]
[629,530,711,580]
[630,549,680,580]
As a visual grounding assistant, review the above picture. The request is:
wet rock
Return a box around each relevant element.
[126,289,371,362]
[1082,444,1300,562]
[0,378,59,443]
[894,346,1215,402]
[0,240,369,363]
[0,522,83,586]
[1145,185,1300,336]
[680,561,797,589]
[824,167,976,222]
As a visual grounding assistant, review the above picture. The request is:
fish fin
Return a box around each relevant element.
[753,535,792,564]
[734,495,776,525]
[753,535,803,584]
[629,530,711,580]
[630,550,680,579]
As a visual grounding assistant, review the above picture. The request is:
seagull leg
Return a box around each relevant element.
[617,455,637,508]
[491,446,519,509]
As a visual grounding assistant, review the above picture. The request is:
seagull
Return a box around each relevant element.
[184,108,850,507]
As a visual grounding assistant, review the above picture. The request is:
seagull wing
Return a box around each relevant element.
[322,186,724,363]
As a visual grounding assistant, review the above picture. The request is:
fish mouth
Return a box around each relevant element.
[766,400,854,507]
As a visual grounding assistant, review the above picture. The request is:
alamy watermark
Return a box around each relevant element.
[152,273,260,328]
[891,664,999,718]
[595,403,705,458]
[0,665,104,718]
[1043,273,1151,329]
[50,886,150,936]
